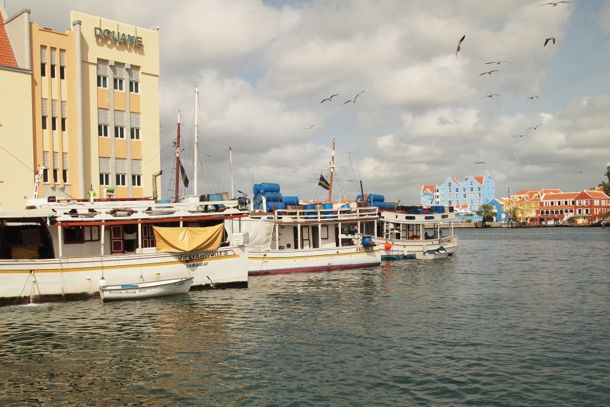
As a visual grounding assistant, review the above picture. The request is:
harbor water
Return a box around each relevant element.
[1,228,609,406]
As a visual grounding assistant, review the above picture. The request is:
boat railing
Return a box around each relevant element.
[262,206,379,223]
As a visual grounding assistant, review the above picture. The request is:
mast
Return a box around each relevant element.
[193,88,199,196]
[328,138,336,202]
[174,110,181,203]
[229,146,234,199]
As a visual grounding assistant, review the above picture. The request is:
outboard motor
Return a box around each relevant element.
[237,190,250,211]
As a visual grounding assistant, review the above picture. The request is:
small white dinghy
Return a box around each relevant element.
[99,277,194,301]
[415,246,451,260]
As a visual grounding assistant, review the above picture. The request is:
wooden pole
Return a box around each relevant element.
[328,138,336,202]
[174,111,181,203]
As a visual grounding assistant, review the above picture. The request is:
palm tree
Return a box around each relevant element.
[506,206,521,226]
[598,181,610,196]
[477,203,495,227]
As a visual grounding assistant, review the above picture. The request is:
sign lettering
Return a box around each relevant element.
[94,27,143,48]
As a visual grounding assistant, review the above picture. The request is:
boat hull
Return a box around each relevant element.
[248,246,381,276]
[100,277,193,301]
[0,247,248,306]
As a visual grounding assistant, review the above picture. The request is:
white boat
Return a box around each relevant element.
[0,197,249,306]
[415,246,451,260]
[242,203,381,275]
[99,277,193,301]
[373,206,458,260]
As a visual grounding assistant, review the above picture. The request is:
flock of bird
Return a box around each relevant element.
[454,0,570,153]
[305,90,366,130]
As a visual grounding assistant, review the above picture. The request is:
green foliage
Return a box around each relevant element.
[477,203,496,225]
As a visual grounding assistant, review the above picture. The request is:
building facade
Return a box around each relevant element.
[3,8,160,205]
[420,175,496,211]
[537,190,610,225]
[0,9,34,210]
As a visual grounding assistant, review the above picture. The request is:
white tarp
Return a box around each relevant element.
[239,218,275,248]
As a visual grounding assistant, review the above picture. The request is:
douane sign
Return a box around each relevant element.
[94,27,143,48]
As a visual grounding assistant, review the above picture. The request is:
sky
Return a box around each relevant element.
[6,0,610,202]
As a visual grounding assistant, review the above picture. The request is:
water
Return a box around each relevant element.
[0,228,608,406]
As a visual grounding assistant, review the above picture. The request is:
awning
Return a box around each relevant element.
[153,224,224,252]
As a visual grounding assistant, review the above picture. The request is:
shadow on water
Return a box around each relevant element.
[0,228,609,405]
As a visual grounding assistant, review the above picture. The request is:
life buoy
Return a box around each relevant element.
[384,242,392,250]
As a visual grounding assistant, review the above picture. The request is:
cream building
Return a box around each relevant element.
[4,9,160,205]
[0,9,34,210]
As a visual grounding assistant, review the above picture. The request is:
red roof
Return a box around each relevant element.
[421,184,436,193]
[0,13,17,68]
[580,190,610,199]
[474,176,484,185]
[541,192,579,201]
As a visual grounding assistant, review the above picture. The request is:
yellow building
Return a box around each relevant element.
[0,9,34,210]
[5,9,160,202]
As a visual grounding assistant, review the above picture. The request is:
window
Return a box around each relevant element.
[129,80,139,93]
[43,168,49,182]
[130,127,140,140]
[51,117,57,131]
[64,227,84,244]
[61,118,67,132]
[42,116,47,130]
[132,174,141,186]
[114,126,125,138]
[60,66,65,80]
[116,173,126,186]
[52,169,58,183]
[113,78,124,91]
[41,63,46,77]
[50,64,56,78]
[62,169,68,183]
[98,124,109,137]
[97,75,108,88]
[99,173,110,186]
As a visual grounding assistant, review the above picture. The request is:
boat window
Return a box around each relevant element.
[425,215,434,220]
[321,225,329,240]
[0,221,55,259]
[64,226,85,244]
[405,216,416,220]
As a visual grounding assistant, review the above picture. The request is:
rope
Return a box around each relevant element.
[9,271,32,306]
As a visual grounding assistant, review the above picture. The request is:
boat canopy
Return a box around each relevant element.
[0,209,55,219]
[153,224,224,252]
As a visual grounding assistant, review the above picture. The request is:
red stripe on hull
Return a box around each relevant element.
[249,262,381,276]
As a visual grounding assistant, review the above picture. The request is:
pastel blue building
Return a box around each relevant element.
[487,198,506,223]
[420,175,496,212]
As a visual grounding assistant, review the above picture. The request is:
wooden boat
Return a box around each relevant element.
[99,277,193,301]
[415,246,451,260]
[373,206,458,260]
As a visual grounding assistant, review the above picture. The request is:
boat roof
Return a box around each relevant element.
[0,208,55,219]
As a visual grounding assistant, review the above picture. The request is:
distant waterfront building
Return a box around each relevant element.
[2,8,160,206]
[536,190,610,225]
[487,198,506,223]
[420,175,495,211]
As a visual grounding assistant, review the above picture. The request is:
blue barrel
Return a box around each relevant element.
[209,193,224,201]
[282,196,300,206]
[262,192,283,202]
[259,183,280,193]
[356,194,363,202]
[266,201,286,212]
[361,236,374,247]
[321,202,333,218]
[304,203,317,218]
[368,193,385,203]
[340,203,351,212]
[253,184,262,195]
[431,205,445,213]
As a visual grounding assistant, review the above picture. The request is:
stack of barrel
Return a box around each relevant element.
[253,183,301,213]
[357,193,397,210]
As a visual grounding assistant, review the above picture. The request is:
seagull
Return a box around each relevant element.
[512,134,527,139]
[456,35,466,57]
[479,69,499,76]
[320,94,339,103]
[528,95,540,100]
[485,61,511,65]
[474,161,486,165]
[482,94,500,99]
[526,124,542,130]
[544,37,556,46]
[343,90,366,105]
[305,124,314,130]
[539,1,570,6]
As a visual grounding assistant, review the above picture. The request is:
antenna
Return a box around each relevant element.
[229,146,234,199]
[174,110,181,203]
[193,88,199,196]
[328,138,336,202]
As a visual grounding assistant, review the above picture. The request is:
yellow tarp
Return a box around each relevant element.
[153,224,224,253]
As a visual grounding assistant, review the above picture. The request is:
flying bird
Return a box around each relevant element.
[455,35,466,57]
[485,61,510,65]
[526,124,542,131]
[353,90,366,103]
[305,124,314,130]
[513,134,527,139]
[528,95,540,100]
[320,94,339,103]
[474,161,486,165]
[544,37,556,46]
[482,94,500,99]
[479,70,499,76]
[539,1,570,6]
[343,90,366,104]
